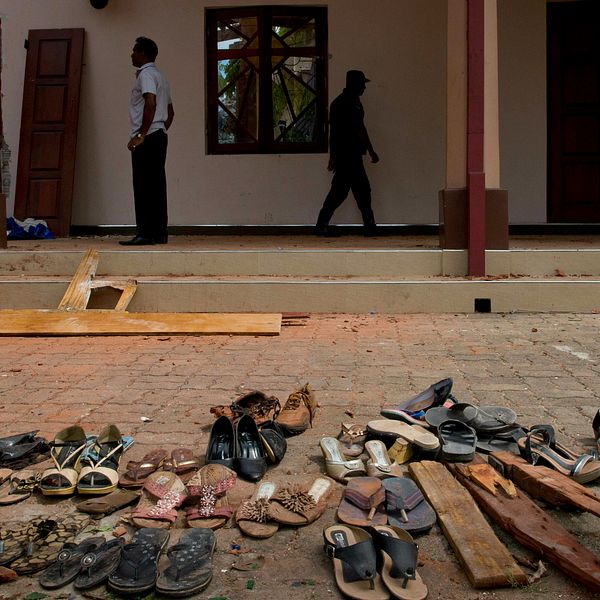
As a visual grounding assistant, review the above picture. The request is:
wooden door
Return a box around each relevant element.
[14,29,84,237]
[548,2,600,222]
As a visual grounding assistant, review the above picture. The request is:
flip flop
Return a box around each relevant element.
[476,427,528,455]
[119,448,168,488]
[438,420,477,462]
[367,420,440,450]
[365,440,404,479]
[337,423,367,457]
[0,471,41,505]
[425,403,517,434]
[337,477,387,527]
[155,528,216,597]
[320,437,366,483]
[236,481,279,538]
[269,476,335,526]
[108,528,169,596]
[0,518,59,567]
[132,471,188,529]
[371,525,428,600]
[76,488,139,515]
[74,537,125,590]
[323,524,389,600]
[383,477,436,535]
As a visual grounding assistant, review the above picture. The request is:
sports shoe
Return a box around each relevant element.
[276,384,316,436]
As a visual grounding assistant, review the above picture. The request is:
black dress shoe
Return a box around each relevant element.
[235,414,267,481]
[205,416,235,470]
[153,234,168,244]
[119,236,155,246]
[315,225,341,237]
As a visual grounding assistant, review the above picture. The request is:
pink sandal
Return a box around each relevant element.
[131,471,187,529]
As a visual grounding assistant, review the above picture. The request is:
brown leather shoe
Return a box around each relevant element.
[276,384,316,435]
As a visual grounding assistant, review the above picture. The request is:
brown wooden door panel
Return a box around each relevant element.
[548,2,600,222]
[14,29,84,236]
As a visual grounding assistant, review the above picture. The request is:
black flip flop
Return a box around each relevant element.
[156,528,216,597]
[476,427,528,455]
[108,528,169,595]
[426,403,517,434]
[74,537,124,590]
[438,420,477,462]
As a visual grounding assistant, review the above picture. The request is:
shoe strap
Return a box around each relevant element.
[324,537,377,585]
[371,528,418,585]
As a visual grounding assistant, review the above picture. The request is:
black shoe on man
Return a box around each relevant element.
[315,225,341,237]
[119,236,155,246]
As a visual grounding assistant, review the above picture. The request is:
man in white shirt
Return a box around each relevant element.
[120,37,174,246]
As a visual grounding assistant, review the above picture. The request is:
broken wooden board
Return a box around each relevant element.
[464,463,517,498]
[0,310,281,336]
[57,249,99,310]
[489,450,600,518]
[409,460,527,588]
[448,460,600,591]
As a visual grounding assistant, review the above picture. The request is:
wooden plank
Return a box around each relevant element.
[449,461,600,591]
[489,451,600,518]
[0,310,281,336]
[57,249,98,311]
[409,460,527,589]
[114,281,138,312]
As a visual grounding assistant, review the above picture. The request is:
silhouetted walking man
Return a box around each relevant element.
[316,70,379,237]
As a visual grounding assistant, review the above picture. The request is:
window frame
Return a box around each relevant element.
[206,5,328,155]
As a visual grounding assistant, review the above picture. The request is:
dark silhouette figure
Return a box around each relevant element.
[316,70,379,237]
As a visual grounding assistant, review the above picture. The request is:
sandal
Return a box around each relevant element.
[119,449,168,488]
[163,448,200,483]
[320,437,366,483]
[338,423,368,457]
[365,440,404,479]
[0,519,57,567]
[0,471,41,505]
[76,488,139,515]
[77,425,127,495]
[476,427,528,455]
[39,536,105,589]
[438,420,477,462]
[367,420,440,451]
[323,524,389,600]
[337,477,387,527]
[155,528,216,597]
[185,464,237,530]
[371,525,428,600]
[0,434,50,469]
[269,476,335,526]
[230,390,282,425]
[108,528,169,596]
[425,403,517,434]
[74,537,125,590]
[131,471,188,529]
[40,425,88,496]
[236,481,279,538]
[383,477,436,535]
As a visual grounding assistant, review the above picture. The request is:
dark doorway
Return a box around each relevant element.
[548,1,600,222]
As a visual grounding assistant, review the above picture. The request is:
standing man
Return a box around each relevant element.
[316,70,379,237]
[120,37,174,246]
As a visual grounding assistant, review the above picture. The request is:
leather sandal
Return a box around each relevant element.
[365,440,404,479]
[119,449,168,488]
[163,448,200,483]
[320,437,366,483]
[337,423,368,457]
[367,420,440,451]
[131,471,188,529]
[337,477,387,527]
[323,524,389,600]
[269,476,335,526]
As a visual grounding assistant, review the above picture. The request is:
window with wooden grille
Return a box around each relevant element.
[206,6,328,154]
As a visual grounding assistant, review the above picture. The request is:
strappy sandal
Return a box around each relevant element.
[337,477,387,527]
[119,449,168,488]
[77,425,128,495]
[323,524,389,600]
[518,424,600,484]
[338,423,368,457]
[438,420,477,462]
[131,471,188,529]
[371,525,428,600]
[185,464,237,530]
[236,481,279,538]
[320,437,366,483]
[0,471,41,505]
[269,476,335,526]
[365,440,404,479]
[40,425,88,496]
[156,528,216,597]
[163,448,200,483]
[74,537,125,590]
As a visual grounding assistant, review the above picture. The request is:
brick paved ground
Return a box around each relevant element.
[0,313,599,599]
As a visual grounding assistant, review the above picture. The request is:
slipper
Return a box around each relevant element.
[186,464,237,530]
[476,427,528,455]
[337,423,368,457]
[9,513,90,575]
[163,448,201,483]
[320,437,366,483]
[76,488,139,515]
[438,420,477,462]
[0,471,41,505]
[269,476,335,526]
[74,537,125,590]
[39,536,105,589]
[323,524,389,600]
[365,440,404,479]
[0,519,59,567]
[337,477,387,527]
[40,425,88,496]
[371,525,428,600]
[108,528,169,596]
[0,468,12,484]
[236,481,280,538]
[383,477,436,535]
[120,449,169,489]
[77,425,128,495]
[132,471,188,529]
[518,425,600,483]
[425,403,517,434]
[367,420,440,451]
[156,528,216,597]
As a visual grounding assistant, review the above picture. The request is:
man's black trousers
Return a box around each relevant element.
[131,129,168,239]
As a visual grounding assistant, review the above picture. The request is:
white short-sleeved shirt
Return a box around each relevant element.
[129,62,172,137]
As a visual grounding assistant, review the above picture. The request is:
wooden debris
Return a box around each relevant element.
[489,450,600,518]
[57,248,99,310]
[463,463,517,498]
[409,460,527,588]
[448,460,600,591]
